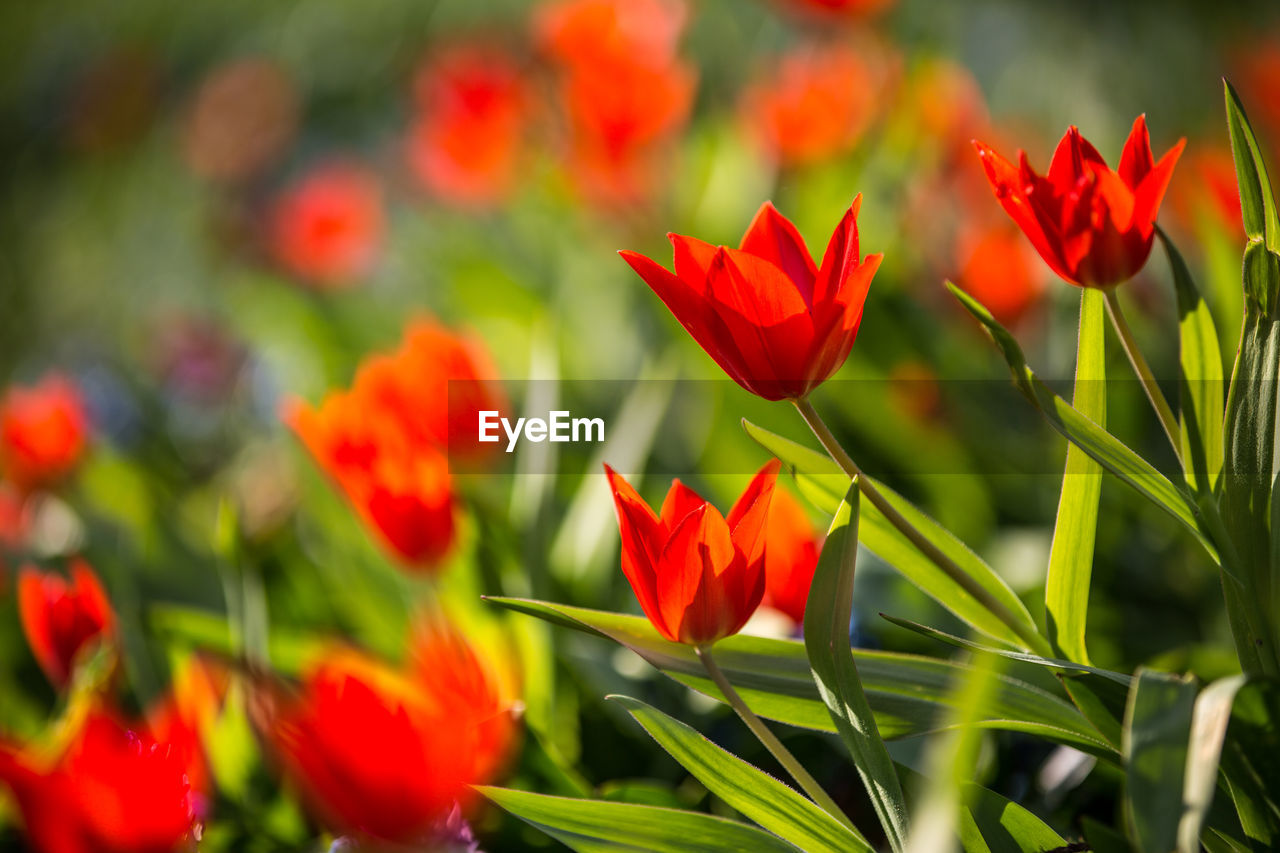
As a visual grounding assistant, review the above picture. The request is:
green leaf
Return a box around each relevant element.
[741,420,1042,653]
[881,614,1131,686]
[1159,227,1225,495]
[947,281,1216,561]
[1218,681,1280,845]
[1045,287,1107,664]
[1178,676,1248,853]
[803,480,908,851]
[610,695,872,853]
[958,782,1070,853]
[1224,80,1280,253]
[1123,669,1199,853]
[478,786,802,853]
[485,598,1113,755]
[1063,675,1129,750]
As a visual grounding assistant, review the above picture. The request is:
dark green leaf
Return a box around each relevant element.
[1224,80,1279,253]
[1123,669,1198,853]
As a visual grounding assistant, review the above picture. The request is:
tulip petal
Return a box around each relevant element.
[669,233,720,284]
[1118,114,1155,189]
[657,502,741,644]
[726,458,780,571]
[604,465,672,639]
[660,479,706,533]
[1131,137,1186,236]
[1047,126,1106,186]
[975,142,1075,283]
[738,202,818,303]
[811,195,863,308]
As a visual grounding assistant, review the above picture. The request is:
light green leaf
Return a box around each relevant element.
[741,419,1042,653]
[610,695,872,853]
[1159,227,1225,495]
[947,281,1216,562]
[478,786,802,853]
[1123,669,1198,853]
[1225,80,1279,253]
[1178,676,1247,853]
[1046,287,1106,664]
[485,598,1112,755]
[959,782,1070,853]
[804,480,908,851]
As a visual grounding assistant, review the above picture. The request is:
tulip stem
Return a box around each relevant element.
[792,398,1053,656]
[1103,289,1183,463]
[695,644,858,833]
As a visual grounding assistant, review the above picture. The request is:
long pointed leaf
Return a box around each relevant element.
[742,419,1041,652]
[1225,80,1280,252]
[804,480,908,851]
[610,695,872,853]
[478,786,802,853]
[1046,287,1106,663]
[1124,669,1199,853]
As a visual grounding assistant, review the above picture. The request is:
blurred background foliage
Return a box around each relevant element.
[2,0,1280,849]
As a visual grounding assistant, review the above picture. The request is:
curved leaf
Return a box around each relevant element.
[478,786,802,853]
[610,695,872,853]
[804,480,908,851]
[742,419,1042,652]
[1225,80,1280,253]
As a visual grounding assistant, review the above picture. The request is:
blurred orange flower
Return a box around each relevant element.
[605,461,778,645]
[408,45,533,207]
[1170,145,1242,237]
[741,43,879,167]
[536,0,695,204]
[0,375,89,494]
[0,707,196,853]
[18,560,115,690]
[254,624,517,846]
[953,221,1044,328]
[268,162,384,289]
[761,488,821,626]
[285,319,505,570]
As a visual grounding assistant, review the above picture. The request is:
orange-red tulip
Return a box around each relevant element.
[269,162,383,288]
[0,375,89,494]
[255,627,516,846]
[0,708,196,853]
[761,489,821,626]
[605,460,779,645]
[18,560,114,690]
[974,116,1184,288]
[408,46,532,206]
[620,199,881,400]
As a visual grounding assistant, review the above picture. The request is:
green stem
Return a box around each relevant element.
[793,398,1052,656]
[696,645,858,834]
[1103,289,1183,464]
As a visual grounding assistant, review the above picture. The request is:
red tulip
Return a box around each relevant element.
[974,116,1184,288]
[761,489,821,626]
[605,460,779,645]
[620,198,881,400]
[269,162,383,288]
[741,43,878,167]
[407,46,532,206]
[0,374,89,494]
[0,707,196,853]
[18,560,114,689]
[255,629,516,846]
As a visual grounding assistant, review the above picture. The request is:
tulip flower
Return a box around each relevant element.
[620,198,881,401]
[974,116,1184,288]
[269,162,383,288]
[407,46,532,206]
[0,374,89,494]
[0,708,196,853]
[18,560,115,689]
[254,630,516,846]
[761,489,822,626]
[605,460,779,645]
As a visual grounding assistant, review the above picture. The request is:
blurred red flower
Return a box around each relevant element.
[953,221,1044,328]
[536,0,695,204]
[284,319,505,570]
[605,460,778,645]
[18,560,115,690]
[408,45,533,207]
[254,626,517,846]
[741,43,879,167]
[773,0,896,20]
[975,116,1184,288]
[761,488,822,626]
[621,198,881,400]
[146,655,230,807]
[1170,145,1243,237]
[0,375,89,494]
[0,707,196,853]
[268,163,384,288]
